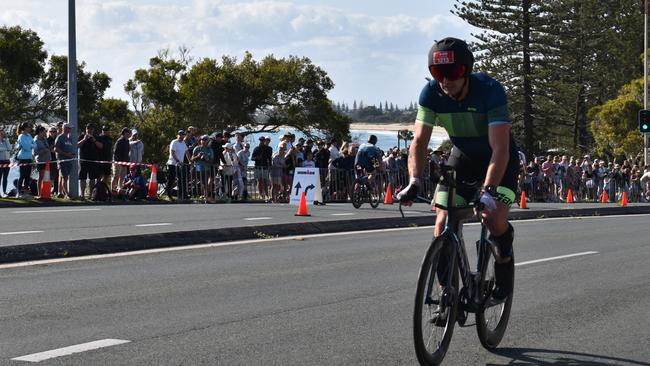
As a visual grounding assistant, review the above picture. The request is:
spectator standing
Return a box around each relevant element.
[112,128,132,193]
[314,141,330,170]
[166,130,188,200]
[0,129,12,197]
[237,143,251,200]
[46,126,59,195]
[221,142,236,199]
[271,144,287,202]
[302,149,316,167]
[15,122,34,198]
[77,124,103,199]
[328,138,340,169]
[33,125,52,197]
[54,123,75,198]
[129,129,144,164]
[252,136,272,202]
[191,135,214,200]
[234,132,245,153]
[96,126,113,185]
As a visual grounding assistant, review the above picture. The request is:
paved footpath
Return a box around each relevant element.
[0,200,649,264]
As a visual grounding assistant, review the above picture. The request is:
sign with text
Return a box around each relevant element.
[290,168,323,205]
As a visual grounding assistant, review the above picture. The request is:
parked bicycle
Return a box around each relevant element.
[402,166,514,365]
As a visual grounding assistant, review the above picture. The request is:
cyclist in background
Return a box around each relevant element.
[398,37,519,301]
[354,135,383,188]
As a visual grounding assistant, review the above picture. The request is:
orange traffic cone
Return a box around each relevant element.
[295,191,310,216]
[566,189,574,203]
[601,190,608,203]
[384,183,393,205]
[519,191,528,209]
[147,164,158,199]
[39,161,52,200]
[620,191,628,207]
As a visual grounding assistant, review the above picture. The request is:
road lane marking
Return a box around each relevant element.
[1,214,648,269]
[13,208,102,214]
[11,339,130,363]
[0,231,43,236]
[244,217,273,221]
[134,223,172,227]
[331,213,354,216]
[516,251,599,267]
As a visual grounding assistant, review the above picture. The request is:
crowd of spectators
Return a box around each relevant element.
[518,154,650,203]
[0,122,146,200]
[2,121,649,205]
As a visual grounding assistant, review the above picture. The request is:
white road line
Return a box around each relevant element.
[13,208,102,214]
[134,223,172,227]
[11,339,130,363]
[331,213,355,216]
[0,231,43,236]
[0,214,646,269]
[516,251,599,267]
[244,217,273,221]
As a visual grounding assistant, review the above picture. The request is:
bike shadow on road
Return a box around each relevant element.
[486,347,650,366]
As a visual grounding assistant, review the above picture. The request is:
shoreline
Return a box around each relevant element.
[349,122,447,136]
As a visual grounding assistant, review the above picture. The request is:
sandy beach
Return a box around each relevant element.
[350,122,447,136]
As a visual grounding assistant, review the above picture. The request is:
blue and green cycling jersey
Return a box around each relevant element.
[416,73,519,164]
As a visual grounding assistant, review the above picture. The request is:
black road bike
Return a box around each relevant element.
[402,166,515,366]
[351,175,381,209]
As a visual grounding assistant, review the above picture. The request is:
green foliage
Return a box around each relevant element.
[589,78,644,160]
[0,25,47,125]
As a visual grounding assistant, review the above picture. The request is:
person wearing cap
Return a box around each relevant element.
[54,123,75,198]
[96,126,113,185]
[166,130,189,200]
[77,123,104,199]
[252,135,273,202]
[398,37,519,302]
[191,135,214,200]
[111,127,132,193]
[129,129,144,165]
[221,142,237,199]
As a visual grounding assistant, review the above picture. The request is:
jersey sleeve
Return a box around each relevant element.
[486,79,510,125]
[416,82,437,127]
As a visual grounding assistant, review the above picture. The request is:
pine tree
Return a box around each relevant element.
[379,102,383,113]
[352,100,357,111]
[359,100,364,109]
[390,102,394,112]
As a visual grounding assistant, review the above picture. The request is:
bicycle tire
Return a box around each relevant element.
[413,236,458,366]
[369,184,380,208]
[475,244,514,350]
[351,185,363,209]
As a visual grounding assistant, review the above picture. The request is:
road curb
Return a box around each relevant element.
[2,206,650,264]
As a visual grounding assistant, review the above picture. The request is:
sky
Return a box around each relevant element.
[1,0,476,108]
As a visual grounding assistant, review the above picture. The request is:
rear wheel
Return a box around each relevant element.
[476,244,514,349]
[414,237,458,366]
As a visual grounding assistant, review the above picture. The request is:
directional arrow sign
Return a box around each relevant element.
[304,184,315,195]
[294,182,302,196]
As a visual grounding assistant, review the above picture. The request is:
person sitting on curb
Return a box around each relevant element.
[117,165,147,201]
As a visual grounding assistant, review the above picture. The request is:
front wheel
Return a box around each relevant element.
[414,236,458,366]
[351,184,363,209]
[369,183,380,208]
[475,245,514,349]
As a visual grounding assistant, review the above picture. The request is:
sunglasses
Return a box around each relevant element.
[429,64,466,82]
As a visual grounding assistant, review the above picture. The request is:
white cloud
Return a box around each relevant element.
[0,0,475,106]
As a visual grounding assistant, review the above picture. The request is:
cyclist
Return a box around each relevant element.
[398,37,519,301]
[354,135,383,189]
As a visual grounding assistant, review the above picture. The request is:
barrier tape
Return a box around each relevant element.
[0,158,154,169]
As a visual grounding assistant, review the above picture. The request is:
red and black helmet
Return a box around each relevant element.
[427,37,474,82]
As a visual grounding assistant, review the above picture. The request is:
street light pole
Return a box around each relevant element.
[645,0,649,168]
[68,0,79,197]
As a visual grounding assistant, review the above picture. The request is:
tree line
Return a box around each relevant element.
[333,100,417,123]
[454,0,646,161]
[0,26,351,163]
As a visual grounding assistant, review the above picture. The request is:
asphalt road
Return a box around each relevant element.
[2,214,650,365]
[1,202,647,247]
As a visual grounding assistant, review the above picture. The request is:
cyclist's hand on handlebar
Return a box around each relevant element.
[397,178,420,206]
[479,191,497,212]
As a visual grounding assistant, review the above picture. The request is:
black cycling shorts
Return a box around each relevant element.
[434,147,519,208]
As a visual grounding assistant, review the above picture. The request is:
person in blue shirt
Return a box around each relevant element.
[398,37,519,301]
[15,122,34,198]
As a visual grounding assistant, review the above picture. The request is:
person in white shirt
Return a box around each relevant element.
[328,138,340,169]
[166,130,188,200]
